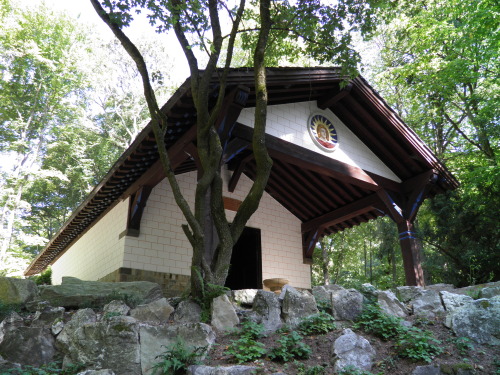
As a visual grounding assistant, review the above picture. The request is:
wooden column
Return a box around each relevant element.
[397,220,425,286]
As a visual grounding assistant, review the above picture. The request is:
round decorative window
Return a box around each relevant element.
[308,113,338,152]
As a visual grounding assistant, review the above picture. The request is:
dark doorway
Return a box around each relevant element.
[225,227,262,290]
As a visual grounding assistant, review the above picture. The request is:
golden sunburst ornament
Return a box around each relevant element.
[308,113,338,152]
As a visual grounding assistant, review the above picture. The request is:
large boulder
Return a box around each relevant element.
[188,365,258,375]
[411,290,445,318]
[332,329,375,372]
[38,277,163,309]
[231,290,258,307]
[172,300,202,323]
[0,277,38,306]
[396,286,424,303]
[447,296,500,345]
[140,323,215,375]
[130,298,174,323]
[281,286,318,327]
[312,284,344,304]
[57,310,141,374]
[330,288,365,321]
[377,291,407,318]
[211,294,239,331]
[31,306,65,328]
[0,312,56,367]
[252,291,282,333]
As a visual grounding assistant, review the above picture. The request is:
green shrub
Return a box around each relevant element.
[34,268,52,285]
[352,303,406,341]
[269,329,311,362]
[448,336,474,356]
[296,363,326,375]
[395,327,443,363]
[1,361,84,374]
[152,338,206,375]
[337,365,376,375]
[191,268,230,322]
[315,298,331,314]
[225,321,267,363]
[298,312,336,335]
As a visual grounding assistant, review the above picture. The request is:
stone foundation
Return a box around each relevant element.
[99,267,190,297]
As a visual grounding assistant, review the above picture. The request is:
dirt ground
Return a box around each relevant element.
[204,314,499,374]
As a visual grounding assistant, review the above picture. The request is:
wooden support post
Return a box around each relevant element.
[397,220,425,286]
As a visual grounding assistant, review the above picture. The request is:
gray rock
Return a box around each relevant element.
[173,300,202,323]
[0,315,56,367]
[312,284,344,304]
[38,277,163,309]
[396,286,424,303]
[52,319,65,335]
[331,288,365,321]
[103,300,130,316]
[211,294,239,331]
[411,290,445,318]
[252,290,282,333]
[31,306,65,328]
[278,284,298,300]
[0,277,38,306]
[447,296,500,345]
[440,291,473,327]
[281,288,318,327]
[77,370,116,375]
[377,291,407,318]
[360,283,379,300]
[188,365,259,375]
[412,364,440,375]
[480,286,500,299]
[140,323,215,375]
[57,310,141,374]
[130,298,174,323]
[232,289,258,307]
[332,328,375,372]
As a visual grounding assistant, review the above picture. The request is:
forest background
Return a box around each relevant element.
[0,0,498,289]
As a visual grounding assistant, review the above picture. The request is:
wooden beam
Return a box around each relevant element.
[228,153,253,193]
[215,85,250,149]
[232,124,381,192]
[317,83,352,109]
[120,124,197,200]
[397,220,425,286]
[301,193,381,233]
[303,227,324,259]
[126,185,153,236]
[222,138,250,164]
[376,189,404,223]
[403,170,437,222]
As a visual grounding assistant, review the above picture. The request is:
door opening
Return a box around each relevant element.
[225,227,262,290]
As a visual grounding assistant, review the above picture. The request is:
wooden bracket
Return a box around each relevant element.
[126,185,153,236]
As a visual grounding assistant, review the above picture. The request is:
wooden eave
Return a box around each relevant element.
[25,67,458,276]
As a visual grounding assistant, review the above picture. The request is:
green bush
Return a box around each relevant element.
[337,365,376,375]
[269,329,311,362]
[225,321,267,363]
[152,338,206,375]
[298,312,336,335]
[34,268,52,285]
[395,328,443,363]
[448,336,474,356]
[1,361,84,374]
[352,303,406,341]
[296,363,326,375]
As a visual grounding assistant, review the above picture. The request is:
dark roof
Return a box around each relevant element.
[25,67,458,276]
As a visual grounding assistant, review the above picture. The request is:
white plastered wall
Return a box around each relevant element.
[51,199,129,285]
[238,101,401,182]
[123,169,311,289]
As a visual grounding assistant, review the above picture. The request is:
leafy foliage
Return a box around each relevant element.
[296,363,327,375]
[353,303,406,341]
[395,328,443,363]
[0,361,85,375]
[152,338,206,375]
[269,329,311,362]
[448,337,475,356]
[225,320,267,364]
[298,312,336,335]
[337,366,376,375]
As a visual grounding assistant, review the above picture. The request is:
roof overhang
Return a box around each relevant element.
[25,67,458,276]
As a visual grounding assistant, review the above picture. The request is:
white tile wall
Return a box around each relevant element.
[237,101,402,182]
[51,200,129,284]
[123,169,312,289]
